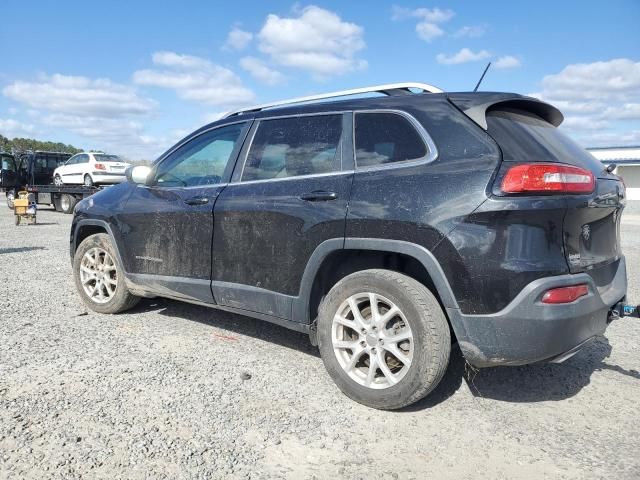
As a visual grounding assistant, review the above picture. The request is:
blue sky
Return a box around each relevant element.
[1,0,639,158]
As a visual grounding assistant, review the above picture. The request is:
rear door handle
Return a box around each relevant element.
[299,191,337,202]
[184,196,209,206]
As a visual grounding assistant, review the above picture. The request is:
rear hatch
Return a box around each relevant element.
[484,106,625,279]
[94,154,128,174]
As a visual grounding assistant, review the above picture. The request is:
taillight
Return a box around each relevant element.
[541,284,589,304]
[501,163,595,194]
[94,163,106,170]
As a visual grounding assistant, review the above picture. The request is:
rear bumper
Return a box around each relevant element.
[92,172,126,183]
[448,256,627,367]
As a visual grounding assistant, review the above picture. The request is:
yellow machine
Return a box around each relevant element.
[13,191,37,225]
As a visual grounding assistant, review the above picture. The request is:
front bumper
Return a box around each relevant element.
[448,256,627,367]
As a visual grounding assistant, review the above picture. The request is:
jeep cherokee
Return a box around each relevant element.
[70,83,627,409]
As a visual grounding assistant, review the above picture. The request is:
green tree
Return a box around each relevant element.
[0,135,82,155]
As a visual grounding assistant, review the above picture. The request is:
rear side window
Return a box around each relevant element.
[242,114,342,181]
[486,108,603,170]
[355,112,427,167]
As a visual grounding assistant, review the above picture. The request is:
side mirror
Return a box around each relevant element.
[127,165,152,185]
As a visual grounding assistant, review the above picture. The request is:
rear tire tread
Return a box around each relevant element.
[318,269,450,410]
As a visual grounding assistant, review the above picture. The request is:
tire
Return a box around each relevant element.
[73,233,140,314]
[317,269,450,410]
[54,175,63,186]
[83,174,94,187]
[6,192,15,209]
[59,194,77,214]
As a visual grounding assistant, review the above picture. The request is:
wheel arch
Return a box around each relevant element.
[295,238,461,336]
[72,219,126,272]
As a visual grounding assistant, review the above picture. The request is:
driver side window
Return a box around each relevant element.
[155,123,248,188]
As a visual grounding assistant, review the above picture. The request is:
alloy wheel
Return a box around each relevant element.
[79,247,118,304]
[332,293,414,389]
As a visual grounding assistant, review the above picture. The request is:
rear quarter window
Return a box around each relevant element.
[354,112,427,168]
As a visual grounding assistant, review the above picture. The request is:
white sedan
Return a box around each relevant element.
[53,152,131,187]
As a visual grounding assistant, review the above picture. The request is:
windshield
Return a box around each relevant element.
[93,154,123,163]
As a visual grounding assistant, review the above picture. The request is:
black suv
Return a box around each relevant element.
[70,83,627,409]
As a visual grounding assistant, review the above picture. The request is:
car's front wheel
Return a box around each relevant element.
[317,269,451,410]
[73,233,140,314]
[54,174,63,186]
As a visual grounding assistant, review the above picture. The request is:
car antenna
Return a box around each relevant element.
[473,62,492,92]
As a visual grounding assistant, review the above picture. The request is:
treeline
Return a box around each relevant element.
[0,134,82,155]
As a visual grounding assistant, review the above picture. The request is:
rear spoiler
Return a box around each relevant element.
[447,93,564,130]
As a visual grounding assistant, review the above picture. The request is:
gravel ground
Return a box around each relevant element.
[0,205,639,480]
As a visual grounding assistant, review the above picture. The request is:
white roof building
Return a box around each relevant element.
[587,146,640,201]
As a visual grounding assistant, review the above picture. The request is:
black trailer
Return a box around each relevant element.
[1,150,104,213]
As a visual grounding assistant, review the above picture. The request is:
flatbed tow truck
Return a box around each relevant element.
[1,150,104,214]
[25,183,104,214]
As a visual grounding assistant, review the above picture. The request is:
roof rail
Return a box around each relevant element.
[223,82,444,118]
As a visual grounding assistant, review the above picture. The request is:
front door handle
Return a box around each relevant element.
[184,196,209,206]
[299,191,337,202]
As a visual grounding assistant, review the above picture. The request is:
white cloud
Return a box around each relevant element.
[494,55,521,69]
[2,73,159,158]
[224,27,253,51]
[0,118,36,138]
[603,103,640,120]
[436,48,491,65]
[3,74,155,117]
[391,6,454,22]
[581,129,640,146]
[201,112,226,124]
[392,6,454,42]
[240,57,286,85]
[453,25,486,38]
[530,59,640,146]
[538,58,640,101]
[561,116,608,131]
[416,22,444,42]
[257,5,366,78]
[133,51,255,106]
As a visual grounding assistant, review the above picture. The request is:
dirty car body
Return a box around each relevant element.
[70,85,627,407]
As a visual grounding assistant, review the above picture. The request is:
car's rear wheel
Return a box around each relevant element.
[317,269,450,410]
[83,174,94,187]
[73,233,140,314]
[54,174,63,186]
